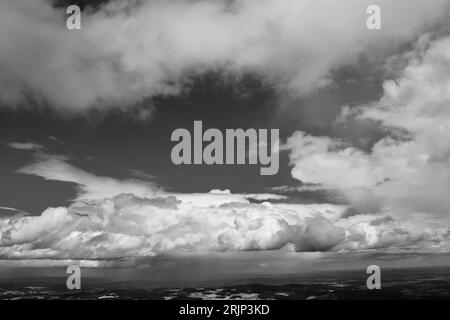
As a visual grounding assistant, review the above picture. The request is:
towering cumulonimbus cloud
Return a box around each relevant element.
[0,0,449,110]
[285,34,450,227]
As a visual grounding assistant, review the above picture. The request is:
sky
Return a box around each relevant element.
[1,0,450,279]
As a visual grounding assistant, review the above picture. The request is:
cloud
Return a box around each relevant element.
[0,191,447,264]
[6,142,45,151]
[285,34,450,226]
[1,0,449,110]
[294,215,345,252]
[0,207,31,218]
[16,152,287,205]
[285,132,375,189]
[2,156,449,264]
[18,154,161,200]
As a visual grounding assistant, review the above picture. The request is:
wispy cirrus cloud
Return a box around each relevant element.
[17,153,161,200]
[6,142,45,152]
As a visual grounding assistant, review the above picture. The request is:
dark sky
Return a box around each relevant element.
[0,0,393,213]
[0,63,384,214]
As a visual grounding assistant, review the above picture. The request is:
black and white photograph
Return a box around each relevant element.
[1,0,450,308]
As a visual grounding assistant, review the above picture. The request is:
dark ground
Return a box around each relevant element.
[1,266,449,300]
